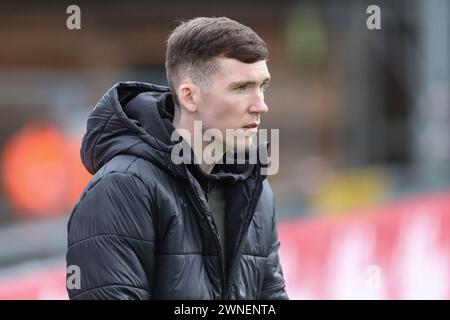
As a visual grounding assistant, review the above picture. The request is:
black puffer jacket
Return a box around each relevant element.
[66,82,288,300]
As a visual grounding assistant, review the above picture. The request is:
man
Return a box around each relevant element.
[66,17,288,300]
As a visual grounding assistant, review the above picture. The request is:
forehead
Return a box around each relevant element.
[213,57,270,83]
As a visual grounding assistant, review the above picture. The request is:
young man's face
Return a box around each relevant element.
[197,57,270,151]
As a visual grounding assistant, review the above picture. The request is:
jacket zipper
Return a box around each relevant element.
[185,172,265,299]
[186,182,227,299]
[224,175,264,299]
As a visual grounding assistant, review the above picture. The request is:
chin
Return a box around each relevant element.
[235,136,254,151]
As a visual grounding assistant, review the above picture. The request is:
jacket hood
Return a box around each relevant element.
[81,81,267,183]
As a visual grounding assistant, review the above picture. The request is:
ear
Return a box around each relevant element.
[177,83,199,113]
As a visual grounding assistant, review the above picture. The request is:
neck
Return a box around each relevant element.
[173,116,225,174]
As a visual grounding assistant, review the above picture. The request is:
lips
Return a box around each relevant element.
[243,123,259,129]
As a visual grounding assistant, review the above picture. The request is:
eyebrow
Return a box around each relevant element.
[229,77,271,89]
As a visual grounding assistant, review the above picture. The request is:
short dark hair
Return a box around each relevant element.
[165,17,268,107]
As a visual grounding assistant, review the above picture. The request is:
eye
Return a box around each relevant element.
[235,84,248,91]
[260,83,269,92]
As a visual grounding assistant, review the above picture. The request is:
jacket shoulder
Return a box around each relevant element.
[68,155,158,246]
[259,179,274,212]
[85,154,167,190]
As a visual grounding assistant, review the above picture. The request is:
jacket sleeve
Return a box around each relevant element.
[259,200,289,300]
[66,172,156,300]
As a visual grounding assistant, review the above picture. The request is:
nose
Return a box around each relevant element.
[249,90,269,114]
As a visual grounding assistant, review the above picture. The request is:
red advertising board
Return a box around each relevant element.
[279,190,450,299]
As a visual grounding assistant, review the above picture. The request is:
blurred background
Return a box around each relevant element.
[0,0,449,299]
